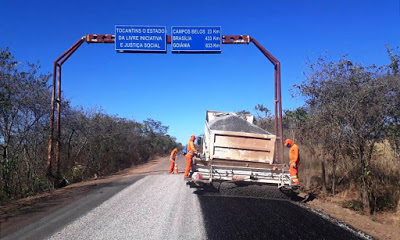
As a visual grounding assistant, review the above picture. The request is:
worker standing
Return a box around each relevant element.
[284,139,300,186]
[168,148,178,174]
[184,135,198,179]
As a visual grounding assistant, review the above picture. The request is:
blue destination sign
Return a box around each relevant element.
[171,26,222,53]
[115,25,167,52]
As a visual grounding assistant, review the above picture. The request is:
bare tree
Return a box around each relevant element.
[295,54,399,213]
[0,48,51,199]
[0,49,180,204]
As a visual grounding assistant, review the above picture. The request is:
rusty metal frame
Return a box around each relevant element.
[250,38,284,163]
[47,33,283,180]
[47,37,86,179]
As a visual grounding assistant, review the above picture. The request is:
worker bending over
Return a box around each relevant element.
[284,139,300,186]
[184,135,198,179]
[168,148,178,174]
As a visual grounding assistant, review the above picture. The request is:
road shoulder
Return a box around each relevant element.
[0,157,166,239]
[307,197,400,240]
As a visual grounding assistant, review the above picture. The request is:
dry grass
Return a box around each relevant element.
[297,141,400,213]
[371,141,400,179]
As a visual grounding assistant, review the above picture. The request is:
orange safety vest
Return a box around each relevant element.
[289,144,300,166]
[186,140,197,156]
[170,149,178,161]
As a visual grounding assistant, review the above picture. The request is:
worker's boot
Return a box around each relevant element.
[292,181,300,191]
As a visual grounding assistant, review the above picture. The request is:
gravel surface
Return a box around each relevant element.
[1,175,145,240]
[47,175,205,240]
[209,115,271,134]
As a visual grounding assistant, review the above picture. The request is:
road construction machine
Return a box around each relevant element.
[188,110,294,189]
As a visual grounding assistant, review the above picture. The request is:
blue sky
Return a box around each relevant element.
[1,0,399,144]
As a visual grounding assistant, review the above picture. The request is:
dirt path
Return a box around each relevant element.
[308,197,400,240]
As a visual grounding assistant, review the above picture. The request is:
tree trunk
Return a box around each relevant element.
[306,155,314,191]
[2,145,9,194]
[291,129,295,142]
[360,144,370,212]
[321,149,327,193]
[367,142,376,214]
[332,156,336,195]
[67,130,75,164]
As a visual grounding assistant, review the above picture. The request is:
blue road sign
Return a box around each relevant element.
[171,26,222,53]
[115,25,167,53]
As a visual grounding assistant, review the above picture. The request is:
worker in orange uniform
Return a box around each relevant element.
[168,148,178,174]
[184,135,198,179]
[284,139,300,185]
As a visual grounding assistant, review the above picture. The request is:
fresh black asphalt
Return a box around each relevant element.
[198,195,362,240]
[193,182,364,240]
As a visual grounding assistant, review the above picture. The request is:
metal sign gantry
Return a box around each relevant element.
[47,33,283,181]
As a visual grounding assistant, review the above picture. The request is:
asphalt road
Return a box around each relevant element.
[2,155,369,240]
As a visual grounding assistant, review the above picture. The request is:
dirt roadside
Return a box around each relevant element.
[0,156,168,238]
[307,196,400,240]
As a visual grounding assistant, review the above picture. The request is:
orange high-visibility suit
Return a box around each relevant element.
[168,148,178,173]
[284,139,300,185]
[184,135,198,178]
